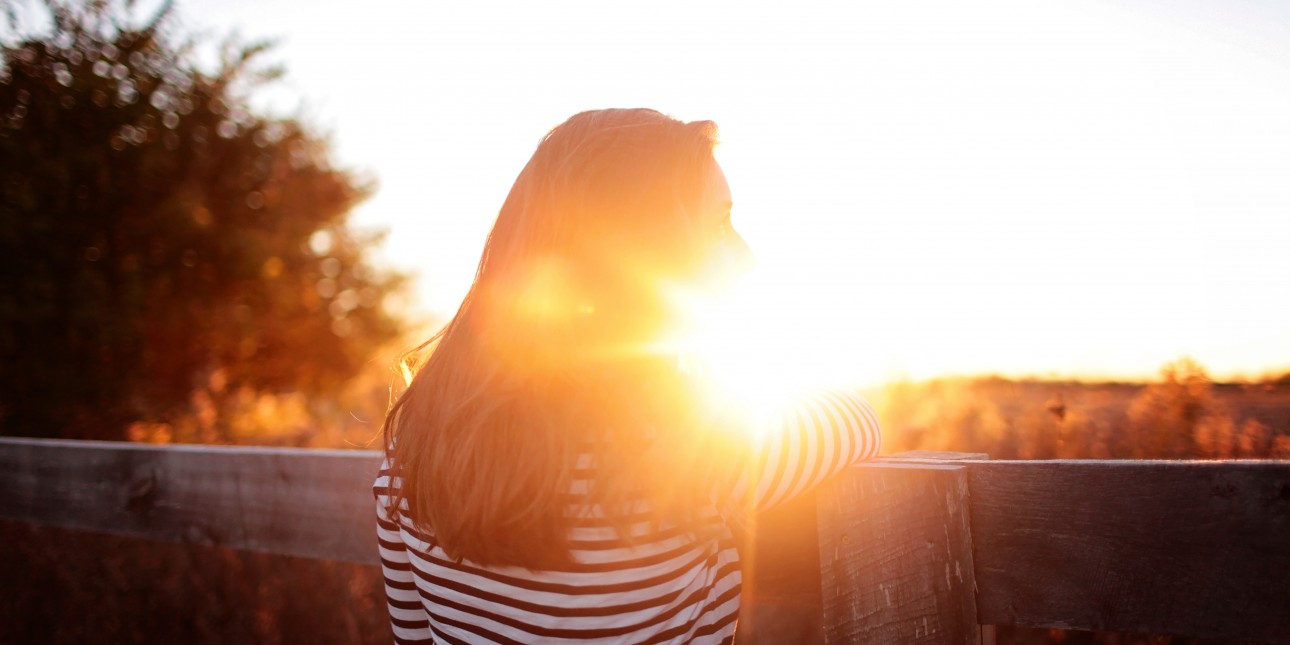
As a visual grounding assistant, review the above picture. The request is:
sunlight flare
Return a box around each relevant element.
[658,267,879,434]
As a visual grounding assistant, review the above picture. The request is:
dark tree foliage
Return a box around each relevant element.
[0,1,405,440]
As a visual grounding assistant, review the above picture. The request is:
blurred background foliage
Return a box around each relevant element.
[876,358,1290,461]
[0,0,408,444]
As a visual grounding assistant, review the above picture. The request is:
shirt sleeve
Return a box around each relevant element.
[723,388,882,515]
[374,458,436,645]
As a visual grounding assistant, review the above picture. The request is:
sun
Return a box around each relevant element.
[657,267,876,434]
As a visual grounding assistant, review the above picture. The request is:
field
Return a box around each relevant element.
[871,362,1290,461]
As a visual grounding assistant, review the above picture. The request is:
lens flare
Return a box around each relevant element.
[657,267,859,435]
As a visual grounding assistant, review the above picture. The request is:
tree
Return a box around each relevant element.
[0,1,406,440]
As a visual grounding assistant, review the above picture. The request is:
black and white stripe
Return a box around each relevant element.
[375,389,880,644]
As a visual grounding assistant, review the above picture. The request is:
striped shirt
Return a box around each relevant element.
[374,389,882,644]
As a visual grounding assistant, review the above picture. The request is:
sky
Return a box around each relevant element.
[37,0,1290,385]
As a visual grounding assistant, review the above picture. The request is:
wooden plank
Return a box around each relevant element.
[817,456,982,644]
[0,437,383,564]
[5,439,1288,644]
[888,451,990,461]
[888,450,997,645]
[967,459,1290,644]
[737,453,993,644]
[736,491,825,645]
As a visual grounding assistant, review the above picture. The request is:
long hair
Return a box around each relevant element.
[382,109,744,569]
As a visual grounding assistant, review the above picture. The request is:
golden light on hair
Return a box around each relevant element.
[511,256,579,326]
[384,109,735,569]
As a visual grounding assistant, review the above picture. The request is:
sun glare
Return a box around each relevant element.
[659,266,880,433]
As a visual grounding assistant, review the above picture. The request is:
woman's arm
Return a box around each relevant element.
[374,462,436,645]
[724,389,882,514]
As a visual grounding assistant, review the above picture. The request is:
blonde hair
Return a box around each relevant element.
[382,109,740,568]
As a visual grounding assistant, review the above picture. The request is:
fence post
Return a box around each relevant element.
[735,488,826,644]
[817,451,988,644]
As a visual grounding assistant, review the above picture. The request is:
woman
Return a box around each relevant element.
[374,108,882,644]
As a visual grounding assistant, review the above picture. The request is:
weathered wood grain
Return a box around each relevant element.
[967,459,1290,644]
[5,438,1289,644]
[818,457,982,644]
[737,452,989,645]
[0,437,383,564]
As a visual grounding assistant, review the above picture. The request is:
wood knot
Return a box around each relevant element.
[125,473,157,512]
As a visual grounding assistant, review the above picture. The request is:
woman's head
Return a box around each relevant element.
[384,109,750,568]
[472,108,749,363]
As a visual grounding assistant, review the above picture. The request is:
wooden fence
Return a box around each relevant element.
[0,437,1287,644]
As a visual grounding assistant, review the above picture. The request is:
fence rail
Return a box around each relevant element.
[0,437,381,564]
[1,437,1287,644]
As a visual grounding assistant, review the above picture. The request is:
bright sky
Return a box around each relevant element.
[84,1,1290,384]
